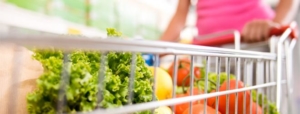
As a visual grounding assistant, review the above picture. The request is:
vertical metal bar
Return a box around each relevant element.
[256,88,259,114]
[270,61,276,102]
[269,36,277,103]
[233,31,241,114]
[235,57,241,114]
[270,61,275,102]
[189,55,195,114]
[285,39,297,114]
[97,52,107,108]
[284,40,290,114]
[243,59,248,114]
[226,57,230,114]
[215,57,218,73]
[249,90,252,114]
[57,52,70,113]
[287,39,297,114]
[247,60,254,114]
[171,55,178,112]
[8,46,23,114]
[262,88,265,114]
[266,60,270,113]
[253,61,257,114]
[261,61,267,114]
[257,60,264,114]
[127,53,137,104]
[151,54,159,114]
[265,61,270,99]
[263,61,266,113]
[215,57,221,114]
[248,60,253,86]
[249,60,253,114]
[204,56,210,114]
[276,28,292,110]
[233,30,241,50]
[152,54,159,101]
[276,41,283,110]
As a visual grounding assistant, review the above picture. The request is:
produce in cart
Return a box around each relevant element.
[171,61,280,114]
[148,66,173,100]
[247,102,263,114]
[154,106,173,114]
[181,103,221,114]
[26,28,158,114]
[173,92,204,114]
[208,79,251,114]
[0,24,293,114]
[168,58,202,86]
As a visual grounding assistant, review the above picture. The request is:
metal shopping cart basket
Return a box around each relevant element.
[0,22,298,114]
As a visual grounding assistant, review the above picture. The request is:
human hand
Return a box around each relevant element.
[242,20,280,43]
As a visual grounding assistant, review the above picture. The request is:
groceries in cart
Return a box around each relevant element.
[167,58,279,114]
[1,28,290,114]
[24,29,159,114]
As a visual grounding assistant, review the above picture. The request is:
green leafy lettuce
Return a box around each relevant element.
[27,28,153,114]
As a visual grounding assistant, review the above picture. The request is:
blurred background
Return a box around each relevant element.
[0,0,291,41]
[1,1,300,71]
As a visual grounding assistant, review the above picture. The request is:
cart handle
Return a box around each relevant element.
[192,22,298,46]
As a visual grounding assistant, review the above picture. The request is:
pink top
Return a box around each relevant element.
[196,0,275,35]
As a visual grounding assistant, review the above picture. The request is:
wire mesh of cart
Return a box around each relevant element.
[0,22,298,114]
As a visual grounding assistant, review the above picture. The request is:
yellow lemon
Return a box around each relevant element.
[148,67,173,100]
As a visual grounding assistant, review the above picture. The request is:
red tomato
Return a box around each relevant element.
[185,88,205,105]
[213,80,251,114]
[173,94,201,114]
[181,104,221,114]
[168,58,201,86]
[186,87,204,95]
[246,102,263,114]
[194,67,201,79]
[207,90,216,107]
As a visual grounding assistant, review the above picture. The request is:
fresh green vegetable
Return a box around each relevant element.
[196,72,236,93]
[252,90,279,114]
[195,60,235,92]
[27,28,153,114]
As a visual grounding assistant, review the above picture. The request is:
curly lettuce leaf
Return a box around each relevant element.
[27,28,153,114]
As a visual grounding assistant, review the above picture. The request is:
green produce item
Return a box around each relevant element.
[197,60,234,92]
[196,72,236,93]
[176,86,185,94]
[251,90,279,114]
[27,28,153,114]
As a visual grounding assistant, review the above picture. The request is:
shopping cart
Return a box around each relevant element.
[0,22,298,114]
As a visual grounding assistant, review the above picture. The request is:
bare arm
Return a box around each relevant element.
[160,0,191,42]
[273,0,299,24]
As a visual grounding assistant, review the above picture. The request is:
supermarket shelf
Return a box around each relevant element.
[0,3,107,38]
